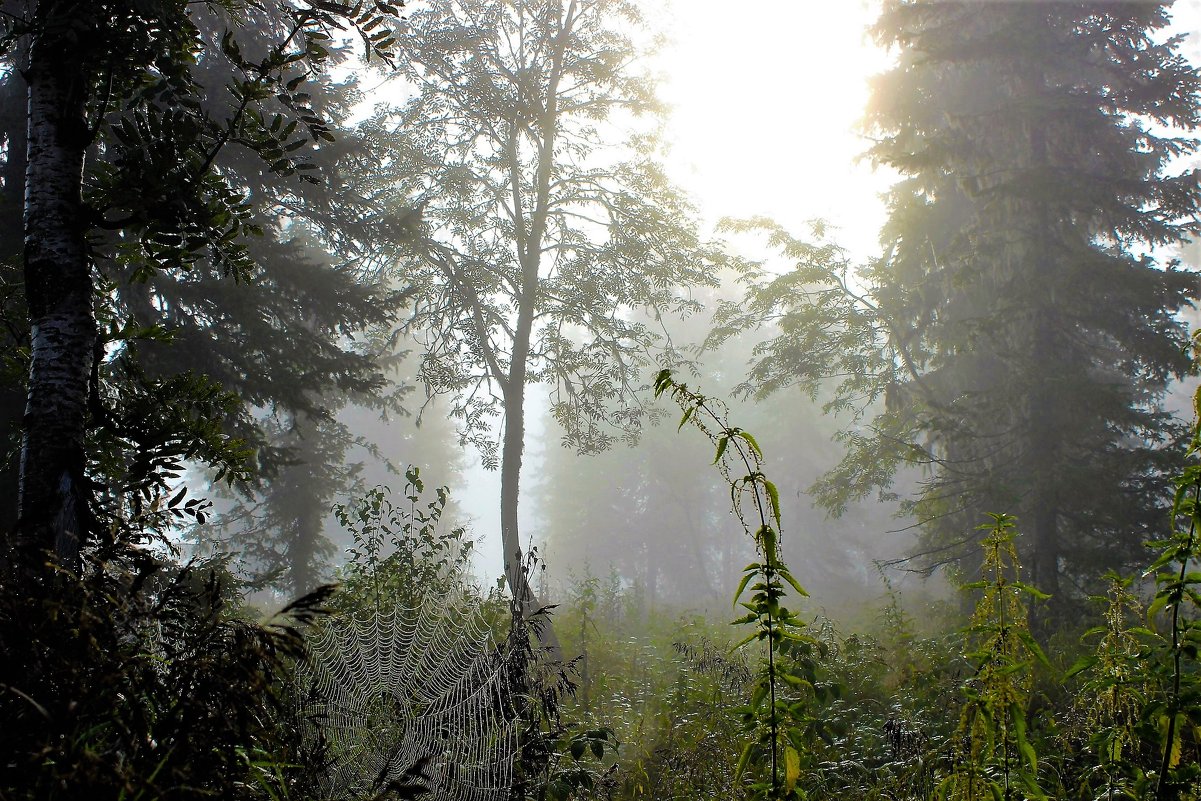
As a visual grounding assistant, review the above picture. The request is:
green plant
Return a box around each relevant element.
[506,554,618,801]
[333,467,473,611]
[942,514,1049,801]
[1065,573,1154,799]
[0,549,330,800]
[1144,368,1201,801]
[654,369,812,801]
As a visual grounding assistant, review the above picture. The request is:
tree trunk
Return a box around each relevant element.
[0,66,28,537]
[499,381,527,603]
[495,0,576,658]
[14,1,96,575]
[1023,60,1061,611]
[1028,312,1061,604]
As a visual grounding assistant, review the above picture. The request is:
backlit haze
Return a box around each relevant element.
[462,0,896,586]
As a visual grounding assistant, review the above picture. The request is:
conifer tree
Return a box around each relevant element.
[861,1,1201,603]
[717,2,1201,613]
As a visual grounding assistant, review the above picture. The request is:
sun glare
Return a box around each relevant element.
[654,0,894,259]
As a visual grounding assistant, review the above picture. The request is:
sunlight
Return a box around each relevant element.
[654,0,894,259]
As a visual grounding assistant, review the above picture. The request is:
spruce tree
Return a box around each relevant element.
[861,1,1201,604]
[714,2,1201,615]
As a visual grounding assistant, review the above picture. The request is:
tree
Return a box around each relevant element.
[715,3,1201,611]
[0,0,405,582]
[354,0,728,619]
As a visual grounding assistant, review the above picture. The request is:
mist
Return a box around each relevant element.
[5,0,1201,798]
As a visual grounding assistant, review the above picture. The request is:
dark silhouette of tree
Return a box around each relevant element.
[0,0,406,583]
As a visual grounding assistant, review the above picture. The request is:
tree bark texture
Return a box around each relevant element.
[0,67,28,537]
[15,0,96,574]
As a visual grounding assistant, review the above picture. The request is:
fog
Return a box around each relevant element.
[222,0,1201,622]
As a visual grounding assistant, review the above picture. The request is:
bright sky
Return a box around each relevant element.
[653,0,895,260]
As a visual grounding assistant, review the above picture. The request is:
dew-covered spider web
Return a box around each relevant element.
[297,590,518,801]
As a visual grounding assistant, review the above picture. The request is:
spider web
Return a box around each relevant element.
[298,590,518,800]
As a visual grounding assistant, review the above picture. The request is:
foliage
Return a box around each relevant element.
[1144,353,1201,800]
[943,515,1049,801]
[0,0,408,577]
[351,0,730,615]
[533,300,907,613]
[1066,574,1156,799]
[0,549,331,800]
[504,554,619,801]
[333,467,475,611]
[654,368,815,801]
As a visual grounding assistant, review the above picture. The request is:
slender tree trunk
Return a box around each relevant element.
[15,1,96,575]
[499,351,561,657]
[496,0,576,657]
[289,527,318,597]
[499,381,527,600]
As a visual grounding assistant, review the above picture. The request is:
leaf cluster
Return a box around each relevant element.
[333,466,474,611]
[0,548,331,800]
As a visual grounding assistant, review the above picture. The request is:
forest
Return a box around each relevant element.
[2,0,1201,799]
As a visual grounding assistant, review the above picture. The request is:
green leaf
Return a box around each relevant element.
[1012,702,1037,772]
[784,746,801,792]
[713,435,729,464]
[734,742,753,780]
[1012,580,1052,600]
[736,429,763,458]
[730,630,759,650]
[779,569,809,598]
[764,479,782,528]
[654,369,672,397]
[733,570,756,607]
[1063,655,1096,679]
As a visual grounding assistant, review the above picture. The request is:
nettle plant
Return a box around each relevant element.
[1067,572,1154,799]
[1144,376,1201,801]
[655,369,831,801]
[943,514,1050,801]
